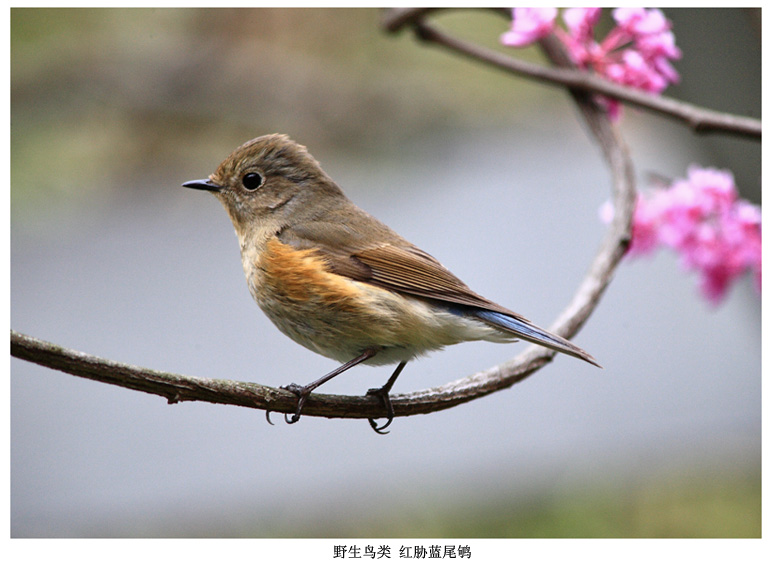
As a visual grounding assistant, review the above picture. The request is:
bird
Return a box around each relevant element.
[183,134,599,433]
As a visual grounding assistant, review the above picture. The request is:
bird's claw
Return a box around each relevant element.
[284,412,301,424]
[265,408,301,426]
[366,386,395,435]
[278,383,308,425]
[368,416,393,435]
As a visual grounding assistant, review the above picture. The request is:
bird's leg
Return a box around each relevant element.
[366,361,408,435]
[278,348,379,425]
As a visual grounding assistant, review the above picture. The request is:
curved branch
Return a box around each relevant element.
[11,329,550,419]
[11,8,639,425]
[382,8,761,140]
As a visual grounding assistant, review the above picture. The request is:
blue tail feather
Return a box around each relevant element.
[466,307,599,367]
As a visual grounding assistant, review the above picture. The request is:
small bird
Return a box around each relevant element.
[183,134,599,433]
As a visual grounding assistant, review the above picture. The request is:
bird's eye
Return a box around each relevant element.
[242,172,263,191]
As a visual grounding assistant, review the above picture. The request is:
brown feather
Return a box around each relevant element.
[278,222,529,322]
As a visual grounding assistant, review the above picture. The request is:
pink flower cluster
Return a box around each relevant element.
[500,7,558,46]
[601,167,761,304]
[501,8,682,117]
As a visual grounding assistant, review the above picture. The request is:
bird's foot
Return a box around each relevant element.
[366,385,395,435]
[279,382,308,425]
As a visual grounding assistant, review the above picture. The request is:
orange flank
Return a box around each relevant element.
[259,237,374,312]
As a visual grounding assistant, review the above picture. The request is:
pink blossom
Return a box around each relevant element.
[559,8,603,67]
[607,50,667,92]
[500,8,557,47]
[613,7,669,36]
[601,166,761,304]
[563,7,601,43]
[502,7,681,119]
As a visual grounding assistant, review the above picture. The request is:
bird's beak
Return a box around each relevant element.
[182,178,222,192]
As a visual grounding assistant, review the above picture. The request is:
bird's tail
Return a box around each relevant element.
[474,309,601,367]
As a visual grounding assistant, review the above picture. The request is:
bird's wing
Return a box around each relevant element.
[279,220,524,318]
[351,243,521,315]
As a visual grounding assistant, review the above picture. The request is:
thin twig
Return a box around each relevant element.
[382,8,760,140]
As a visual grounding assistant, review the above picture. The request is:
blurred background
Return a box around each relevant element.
[11,8,760,538]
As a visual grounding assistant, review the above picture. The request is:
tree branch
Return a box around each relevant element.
[11,329,552,419]
[11,8,640,425]
[381,8,761,141]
